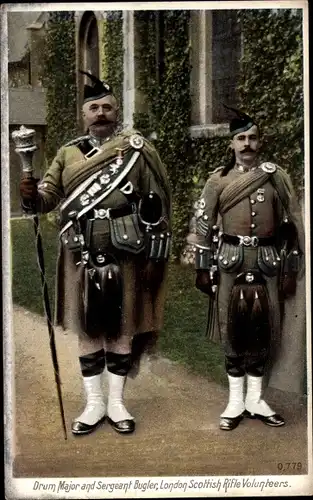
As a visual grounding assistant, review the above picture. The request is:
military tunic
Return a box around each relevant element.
[35,128,171,355]
[188,163,306,393]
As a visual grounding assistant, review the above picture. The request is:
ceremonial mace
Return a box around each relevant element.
[12,126,67,440]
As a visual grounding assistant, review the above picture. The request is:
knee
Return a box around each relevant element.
[105,335,132,355]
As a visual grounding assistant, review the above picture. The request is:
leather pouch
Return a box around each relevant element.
[257,246,281,277]
[217,242,244,273]
[110,214,145,254]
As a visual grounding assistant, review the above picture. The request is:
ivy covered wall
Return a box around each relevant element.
[154,11,192,258]
[133,9,304,257]
[44,12,77,163]
[133,11,195,257]
[237,9,304,192]
[101,11,124,119]
[42,9,304,257]
[133,11,231,258]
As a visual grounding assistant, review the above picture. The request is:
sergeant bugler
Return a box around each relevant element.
[188,107,305,431]
[19,71,172,436]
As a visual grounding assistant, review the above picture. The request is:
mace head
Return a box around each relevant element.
[12,125,38,153]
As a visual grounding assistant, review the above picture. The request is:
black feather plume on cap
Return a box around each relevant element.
[223,104,256,136]
[80,70,113,102]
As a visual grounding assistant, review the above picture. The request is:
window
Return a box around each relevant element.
[85,16,99,77]
[189,10,241,135]
[78,11,100,121]
[212,11,241,123]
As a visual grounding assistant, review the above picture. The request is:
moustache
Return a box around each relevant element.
[241,147,256,153]
[93,119,113,125]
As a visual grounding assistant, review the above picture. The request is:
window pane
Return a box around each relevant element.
[212,11,241,123]
[86,17,99,77]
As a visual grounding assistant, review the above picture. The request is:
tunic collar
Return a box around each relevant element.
[235,163,258,173]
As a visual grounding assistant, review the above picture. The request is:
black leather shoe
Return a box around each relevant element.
[219,413,245,431]
[71,415,106,436]
[107,417,135,434]
[245,411,285,427]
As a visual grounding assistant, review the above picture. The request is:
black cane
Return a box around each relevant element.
[12,126,67,440]
[206,295,215,337]
[205,225,219,336]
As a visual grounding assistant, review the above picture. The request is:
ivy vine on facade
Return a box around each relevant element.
[237,9,304,192]
[44,12,77,163]
[43,9,304,258]
[133,10,193,257]
[101,11,124,118]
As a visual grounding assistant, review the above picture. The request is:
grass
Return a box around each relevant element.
[11,216,58,315]
[161,264,226,385]
[10,217,225,386]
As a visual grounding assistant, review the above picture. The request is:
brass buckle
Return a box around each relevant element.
[85,146,101,159]
[238,235,259,247]
[94,208,111,219]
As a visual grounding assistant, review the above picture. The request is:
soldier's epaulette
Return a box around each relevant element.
[63,135,90,147]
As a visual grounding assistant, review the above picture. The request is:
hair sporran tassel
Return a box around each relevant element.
[238,288,248,315]
[249,285,271,357]
[251,289,262,321]
[227,285,248,354]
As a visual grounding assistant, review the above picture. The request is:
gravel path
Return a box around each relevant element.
[9,306,308,478]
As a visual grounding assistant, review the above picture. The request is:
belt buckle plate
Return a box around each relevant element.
[239,235,259,247]
[94,208,110,220]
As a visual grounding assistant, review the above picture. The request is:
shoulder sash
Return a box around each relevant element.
[219,168,270,215]
[59,149,140,235]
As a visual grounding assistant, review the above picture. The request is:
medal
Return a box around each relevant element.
[194,198,205,210]
[256,188,265,203]
[115,148,124,166]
